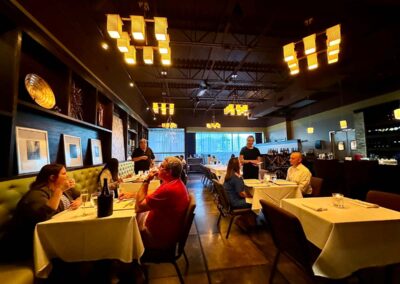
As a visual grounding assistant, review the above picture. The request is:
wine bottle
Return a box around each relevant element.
[97,178,113,218]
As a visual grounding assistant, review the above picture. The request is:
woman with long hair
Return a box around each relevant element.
[223,157,251,209]
[98,158,122,190]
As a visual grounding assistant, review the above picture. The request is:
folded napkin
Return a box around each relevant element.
[347,199,379,208]
[302,203,328,212]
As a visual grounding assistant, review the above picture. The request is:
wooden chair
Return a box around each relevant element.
[212,179,252,239]
[260,199,320,283]
[366,190,400,211]
[140,193,196,284]
[309,177,323,197]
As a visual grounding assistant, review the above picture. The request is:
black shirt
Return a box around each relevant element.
[239,146,261,179]
[131,147,155,173]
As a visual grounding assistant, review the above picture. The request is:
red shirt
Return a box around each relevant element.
[145,179,189,248]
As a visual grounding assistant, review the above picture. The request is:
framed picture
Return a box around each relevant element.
[90,138,103,165]
[338,141,345,151]
[350,140,357,150]
[16,126,50,174]
[63,134,83,168]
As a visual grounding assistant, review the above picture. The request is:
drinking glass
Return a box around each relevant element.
[332,193,344,208]
[81,189,89,215]
[91,192,99,208]
[270,173,277,182]
[264,174,271,183]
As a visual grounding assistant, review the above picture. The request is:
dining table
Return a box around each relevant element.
[204,164,227,181]
[281,197,400,279]
[33,199,144,278]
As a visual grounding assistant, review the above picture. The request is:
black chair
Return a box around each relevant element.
[309,177,323,197]
[260,199,320,283]
[212,179,252,239]
[366,190,400,211]
[140,193,196,284]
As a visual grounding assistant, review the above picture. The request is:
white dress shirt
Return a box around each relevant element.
[286,163,312,195]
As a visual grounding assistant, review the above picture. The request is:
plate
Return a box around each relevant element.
[25,73,56,109]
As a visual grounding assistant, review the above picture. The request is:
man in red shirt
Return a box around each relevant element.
[120,156,189,249]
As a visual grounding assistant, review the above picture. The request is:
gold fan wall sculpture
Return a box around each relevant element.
[25,74,56,109]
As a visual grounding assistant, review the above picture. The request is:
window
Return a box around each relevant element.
[195,132,257,164]
[148,128,185,162]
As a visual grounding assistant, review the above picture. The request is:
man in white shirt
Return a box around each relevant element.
[286,152,312,195]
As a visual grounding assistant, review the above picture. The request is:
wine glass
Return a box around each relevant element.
[91,192,99,208]
[81,189,89,216]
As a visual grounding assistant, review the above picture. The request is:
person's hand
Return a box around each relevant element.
[119,191,134,200]
[146,169,158,181]
[70,198,81,210]
[141,155,149,160]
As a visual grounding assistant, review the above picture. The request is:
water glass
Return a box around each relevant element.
[332,193,344,208]
[81,189,89,215]
[264,174,271,183]
[91,193,99,208]
[271,173,277,182]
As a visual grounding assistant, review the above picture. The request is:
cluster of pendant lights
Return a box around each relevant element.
[223,104,249,116]
[106,14,171,66]
[283,24,341,75]
[152,102,174,115]
[206,116,221,129]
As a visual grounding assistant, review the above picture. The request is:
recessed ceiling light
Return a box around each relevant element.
[129,82,134,87]
[146,107,150,110]
[161,71,167,76]
[231,74,238,79]
[153,117,156,120]
[101,42,109,50]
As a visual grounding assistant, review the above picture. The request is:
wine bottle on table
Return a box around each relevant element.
[98,178,113,217]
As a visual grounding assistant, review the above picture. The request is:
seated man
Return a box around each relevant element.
[120,156,189,249]
[287,152,312,195]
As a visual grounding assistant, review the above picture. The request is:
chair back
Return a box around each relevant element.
[177,193,196,256]
[212,179,231,213]
[260,199,314,276]
[366,190,400,211]
[310,177,323,197]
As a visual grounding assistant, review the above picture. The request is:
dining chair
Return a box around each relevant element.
[212,179,252,239]
[140,193,196,284]
[309,177,323,197]
[366,190,400,211]
[260,199,320,283]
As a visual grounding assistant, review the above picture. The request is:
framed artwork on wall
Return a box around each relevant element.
[63,134,83,168]
[16,126,50,174]
[350,140,357,150]
[338,141,345,151]
[90,138,103,165]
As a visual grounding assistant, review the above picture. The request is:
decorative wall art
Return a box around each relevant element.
[112,114,125,161]
[63,134,83,168]
[97,103,104,127]
[70,80,83,120]
[16,126,50,174]
[350,140,357,150]
[90,139,103,165]
[338,141,345,151]
[24,73,56,109]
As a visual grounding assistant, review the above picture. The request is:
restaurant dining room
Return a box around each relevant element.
[1,0,400,283]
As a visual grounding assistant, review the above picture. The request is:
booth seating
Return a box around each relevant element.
[0,160,134,284]
[118,160,135,179]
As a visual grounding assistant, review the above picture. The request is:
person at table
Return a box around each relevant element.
[119,156,189,249]
[286,152,312,195]
[239,135,261,179]
[131,138,155,174]
[224,157,251,209]
[4,164,80,259]
[98,158,122,191]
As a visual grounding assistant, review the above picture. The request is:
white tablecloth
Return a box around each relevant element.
[34,201,144,278]
[281,197,400,279]
[204,164,227,181]
[244,179,301,211]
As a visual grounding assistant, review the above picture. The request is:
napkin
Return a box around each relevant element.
[302,203,328,212]
[348,199,379,208]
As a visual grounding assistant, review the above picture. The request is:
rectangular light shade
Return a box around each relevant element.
[161,103,167,115]
[124,46,136,64]
[158,35,170,54]
[107,14,123,39]
[326,24,341,47]
[307,53,318,70]
[327,53,339,64]
[236,104,248,116]
[154,17,168,41]
[143,46,153,64]
[130,16,145,40]
[161,49,171,65]
[340,120,347,129]
[307,127,314,134]
[283,43,296,62]
[224,104,235,115]
[394,108,400,119]
[303,34,316,55]
[152,102,159,114]
[287,59,298,69]
[169,103,174,115]
[290,68,299,75]
[117,32,130,53]
[327,44,340,56]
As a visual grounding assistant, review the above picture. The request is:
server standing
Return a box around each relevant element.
[239,135,261,179]
[131,139,155,174]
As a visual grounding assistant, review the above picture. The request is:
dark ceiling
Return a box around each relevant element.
[6,0,400,127]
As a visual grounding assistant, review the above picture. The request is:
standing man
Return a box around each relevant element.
[286,152,312,195]
[239,135,261,179]
[131,138,155,174]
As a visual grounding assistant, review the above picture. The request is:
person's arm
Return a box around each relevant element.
[132,156,148,162]
[134,170,157,212]
[46,187,64,211]
[296,170,311,194]
[239,154,259,165]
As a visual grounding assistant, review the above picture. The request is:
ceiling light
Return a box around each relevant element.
[106,14,123,39]
[124,45,136,64]
[158,34,170,54]
[161,49,171,65]
[117,32,130,53]
[129,82,134,87]
[283,43,296,62]
[231,74,238,79]
[327,45,340,56]
[161,71,167,76]
[327,53,339,64]
[153,102,159,114]
[307,53,318,70]
[394,108,400,119]
[326,24,341,47]
[340,120,347,129]
[146,107,150,110]
[101,42,109,50]
[224,104,248,116]
[288,59,298,69]
[169,103,174,115]
[154,17,168,41]
[290,68,299,75]
[130,16,145,40]
[307,127,314,134]
[143,46,153,64]
[153,116,156,120]
[303,34,316,55]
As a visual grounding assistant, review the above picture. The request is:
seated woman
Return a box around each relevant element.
[5,164,80,259]
[98,158,122,191]
[223,157,251,209]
